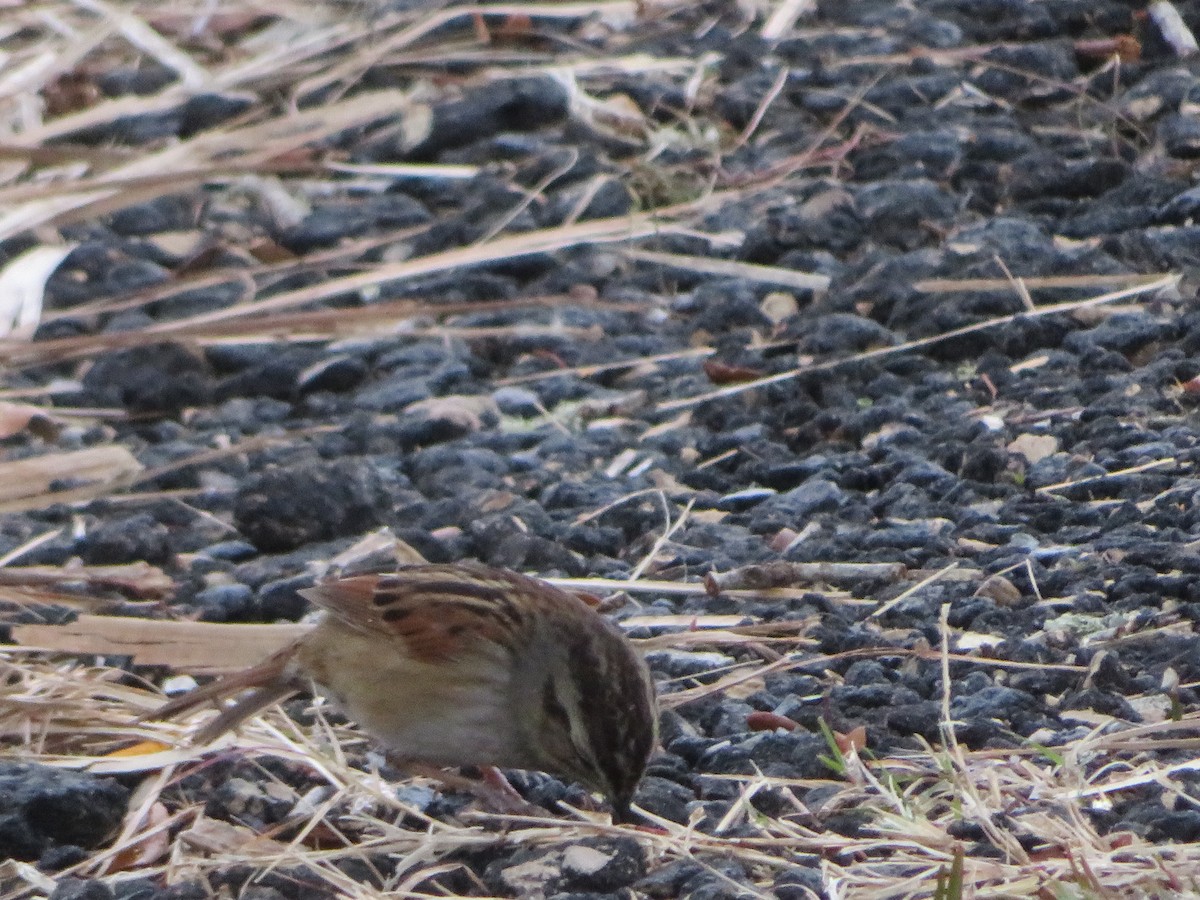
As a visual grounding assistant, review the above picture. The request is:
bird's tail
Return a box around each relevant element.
[149,641,303,743]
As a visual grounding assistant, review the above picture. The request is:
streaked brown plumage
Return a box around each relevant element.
[154,562,658,819]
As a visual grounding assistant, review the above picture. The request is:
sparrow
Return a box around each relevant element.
[154,561,658,820]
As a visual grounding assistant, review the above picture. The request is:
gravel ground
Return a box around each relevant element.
[4,1,1200,898]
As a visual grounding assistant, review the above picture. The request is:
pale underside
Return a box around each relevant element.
[296,617,526,769]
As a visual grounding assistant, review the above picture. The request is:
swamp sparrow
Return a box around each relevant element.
[155,562,658,819]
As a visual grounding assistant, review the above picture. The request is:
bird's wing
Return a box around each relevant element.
[298,563,538,664]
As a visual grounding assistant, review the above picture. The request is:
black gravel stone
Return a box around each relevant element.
[194,583,256,621]
[257,574,316,621]
[854,180,957,250]
[202,540,258,562]
[79,513,172,565]
[179,92,254,135]
[369,77,570,161]
[109,196,198,236]
[773,866,825,900]
[558,837,646,891]
[634,860,705,898]
[233,459,391,552]
[1161,114,1200,159]
[109,877,159,900]
[279,194,431,253]
[96,66,175,96]
[746,731,830,777]
[49,879,114,900]
[81,343,213,413]
[0,762,129,863]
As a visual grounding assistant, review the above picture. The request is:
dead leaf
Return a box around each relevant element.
[1074,35,1141,62]
[245,237,297,264]
[1007,433,1059,464]
[106,801,170,873]
[747,711,800,732]
[179,817,289,856]
[760,292,799,325]
[0,245,75,340]
[703,359,765,384]
[974,574,1022,606]
[0,402,61,440]
[42,71,102,117]
[769,528,799,552]
[494,13,535,41]
[834,726,868,754]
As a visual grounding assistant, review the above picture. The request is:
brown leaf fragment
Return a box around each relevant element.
[702,359,765,384]
[494,13,535,41]
[747,710,800,732]
[298,820,352,851]
[245,238,297,264]
[0,402,61,440]
[530,348,569,370]
[171,242,235,277]
[178,817,289,856]
[1108,832,1136,850]
[1074,36,1141,62]
[974,574,1023,606]
[572,590,604,609]
[42,71,102,117]
[768,528,799,553]
[834,726,867,754]
[105,801,170,872]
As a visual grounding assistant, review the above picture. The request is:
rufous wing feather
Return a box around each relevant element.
[297,576,392,634]
[299,566,527,664]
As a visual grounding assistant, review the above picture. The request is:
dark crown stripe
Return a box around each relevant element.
[569,632,655,803]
